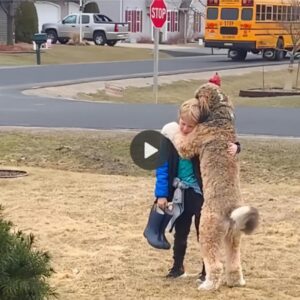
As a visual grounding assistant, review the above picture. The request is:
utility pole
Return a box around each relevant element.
[79,0,83,43]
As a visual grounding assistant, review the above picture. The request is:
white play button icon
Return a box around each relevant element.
[144,142,158,159]
[130,130,172,170]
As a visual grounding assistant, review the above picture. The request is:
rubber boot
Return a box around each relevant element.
[158,212,172,249]
[143,205,172,250]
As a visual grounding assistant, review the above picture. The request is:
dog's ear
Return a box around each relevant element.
[197,95,211,123]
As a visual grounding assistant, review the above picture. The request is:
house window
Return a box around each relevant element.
[125,10,143,32]
[193,12,201,33]
[167,10,179,32]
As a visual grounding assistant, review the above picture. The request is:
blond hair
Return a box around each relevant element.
[179,98,201,124]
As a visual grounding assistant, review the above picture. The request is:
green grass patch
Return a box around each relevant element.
[0,129,299,185]
[79,69,300,108]
[0,44,170,66]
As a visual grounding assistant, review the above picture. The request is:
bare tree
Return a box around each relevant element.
[0,0,21,45]
[282,0,300,89]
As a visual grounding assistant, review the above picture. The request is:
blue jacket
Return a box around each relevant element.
[154,143,202,201]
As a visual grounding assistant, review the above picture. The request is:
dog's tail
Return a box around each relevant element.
[229,206,259,235]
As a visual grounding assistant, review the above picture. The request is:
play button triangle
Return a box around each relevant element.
[130,130,172,170]
[144,142,158,159]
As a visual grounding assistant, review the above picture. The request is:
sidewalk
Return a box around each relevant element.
[117,41,227,56]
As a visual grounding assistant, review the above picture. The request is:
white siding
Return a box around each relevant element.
[123,0,149,41]
[191,0,206,36]
[94,0,121,21]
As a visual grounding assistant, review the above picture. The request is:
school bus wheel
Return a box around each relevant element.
[228,49,247,61]
[251,50,260,55]
[262,49,276,60]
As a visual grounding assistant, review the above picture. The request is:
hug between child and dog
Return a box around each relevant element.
[144,73,259,291]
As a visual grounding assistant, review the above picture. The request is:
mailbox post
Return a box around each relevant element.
[32,33,47,65]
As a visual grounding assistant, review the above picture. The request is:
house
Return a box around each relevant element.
[0,1,82,44]
[34,1,80,32]
[36,0,206,44]
[89,0,206,43]
[0,0,206,45]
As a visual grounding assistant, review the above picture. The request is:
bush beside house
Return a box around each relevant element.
[15,0,38,43]
[83,2,99,13]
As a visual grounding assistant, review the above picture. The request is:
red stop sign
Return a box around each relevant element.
[150,0,167,29]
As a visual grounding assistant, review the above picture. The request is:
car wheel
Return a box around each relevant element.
[94,32,106,46]
[46,29,58,44]
[107,41,117,47]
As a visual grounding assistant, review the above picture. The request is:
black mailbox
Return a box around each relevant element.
[33,33,47,46]
[33,33,48,65]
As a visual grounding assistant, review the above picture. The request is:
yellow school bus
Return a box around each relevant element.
[204,0,298,60]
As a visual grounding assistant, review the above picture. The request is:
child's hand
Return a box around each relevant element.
[157,198,168,210]
[228,142,238,156]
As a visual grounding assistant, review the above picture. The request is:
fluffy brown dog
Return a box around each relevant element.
[175,83,259,291]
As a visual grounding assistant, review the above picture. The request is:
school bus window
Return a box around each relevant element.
[292,6,299,20]
[291,6,296,20]
[296,7,299,20]
[287,6,291,21]
[207,8,218,20]
[241,8,253,21]
[273,6,277,21]
[266,6,272,20]
[282,6,287,21]
[278,6,282,21]
[261,5,266,21]
[256,5,266,21]
[221,8,238,20]
[256,5,260,20]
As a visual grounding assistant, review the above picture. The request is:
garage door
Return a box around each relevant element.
[68,2,80,14]
[35,1,61,32]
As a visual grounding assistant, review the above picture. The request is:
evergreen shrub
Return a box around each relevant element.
[83,2,100,13]
[15,1,39,43]
[0,205,56,300]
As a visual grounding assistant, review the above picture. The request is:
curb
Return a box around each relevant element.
[239,88,300,97]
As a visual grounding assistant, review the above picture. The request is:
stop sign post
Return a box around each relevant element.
[150,0,167,103]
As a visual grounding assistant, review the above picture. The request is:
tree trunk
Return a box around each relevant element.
[7,14,14,45]
[296,62,300,89]
[284,56,295,90]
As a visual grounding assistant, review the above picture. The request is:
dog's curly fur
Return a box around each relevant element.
[175,83,259,291]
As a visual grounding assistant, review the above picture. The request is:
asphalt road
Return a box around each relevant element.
[0,54,299,137]
[0,54,288,89]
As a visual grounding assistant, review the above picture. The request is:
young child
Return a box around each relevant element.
[154,97,240,279]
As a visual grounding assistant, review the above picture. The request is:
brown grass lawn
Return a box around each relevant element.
[0,44,169,66]
[78,68,300,108]
[25,66,300,109]
[0,130,299,299]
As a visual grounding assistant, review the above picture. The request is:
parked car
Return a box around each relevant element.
[41,13,129,46]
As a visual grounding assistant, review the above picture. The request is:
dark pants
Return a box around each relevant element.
[173,188,204,269]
